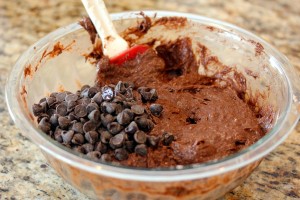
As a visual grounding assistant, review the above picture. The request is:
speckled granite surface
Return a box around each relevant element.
[0,0,299,199]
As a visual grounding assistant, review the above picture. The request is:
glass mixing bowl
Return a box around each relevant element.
[6,11,300,200]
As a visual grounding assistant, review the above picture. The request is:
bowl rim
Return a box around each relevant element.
[5,10,300,182]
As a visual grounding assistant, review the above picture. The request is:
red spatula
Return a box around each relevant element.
[81,0,149,65]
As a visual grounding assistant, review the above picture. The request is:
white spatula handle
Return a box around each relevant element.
[81,0,128,57]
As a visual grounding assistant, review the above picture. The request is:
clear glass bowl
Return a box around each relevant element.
[6,11,300,200]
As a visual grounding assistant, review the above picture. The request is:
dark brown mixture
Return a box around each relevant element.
[32,16,268,168]
[92,38,265,168]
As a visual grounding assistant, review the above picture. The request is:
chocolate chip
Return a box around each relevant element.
[56,92,67,102]
[116,111,131,125]
[80,88,89,98]
[101,86,114,101]
[82,143,94,153]
[71,133,84,145]
[147,135,160,148]
[135,144,147,156]
[56,103,68,116]
[40,101,48,112]
[149,89,158,101]
[105,102,118,114]
[38,117,51,133]
[115,81,126,94]
[87,151,101,161]
[95,86,102,91]
[49,114,59,127]
[100,154,111,162]
[124,88,134,99]
[114,148,128,161]
[135,117,154,132]
[75,90,80,97]
[80,117,88,124]
[162,132,174,146]
[122,131,129,141]
[122,101,135,109]
[109,133,125,149]
[131,105,145,115]
[124,121,138,135]
[46,97,56,107]
[124,108,134,120]
[100,113,115,127]
[74,104,87,118]
[112,95,124,104]
[87,87,98,98]
[94,142,108,154]
[115,104,124,115]
[58,116,71,130]
[70,119,77,125]
[37,113,49,123]
[46,108,56,116]
[88,110,100,122]
[100,130,112,144]
[101,102,117,114]
[134,130,147,144]
[73,146,85,154]
[107,122,123,135]
[83,121,97,133]
[67,112,78,121]
[100,101,107,113]
[62,130,74,144]
[48,129,54,137]
[137,87,158,102]
[140,91,152,102]
[125,141,135,152]
[39,97,47,104]
[65,94,78,102]
[86,102,99,114]
[92,92,103,106]
[32,104,44,116]
[71,122,83,133]
[85,130,99,144]
[80,85,90,91]
[54,128,63,143]
[50,92,58,98]
[78,97,91,106]
[149,104,163,117]
[67,100,77,112]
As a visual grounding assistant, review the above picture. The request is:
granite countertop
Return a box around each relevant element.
[0,0,299,199]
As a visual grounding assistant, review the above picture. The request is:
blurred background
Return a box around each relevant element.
[0,0,299,199]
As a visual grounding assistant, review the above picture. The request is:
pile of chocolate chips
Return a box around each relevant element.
[32,81,174,162]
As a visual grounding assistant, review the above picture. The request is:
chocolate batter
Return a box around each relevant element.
[88,36,265,168]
